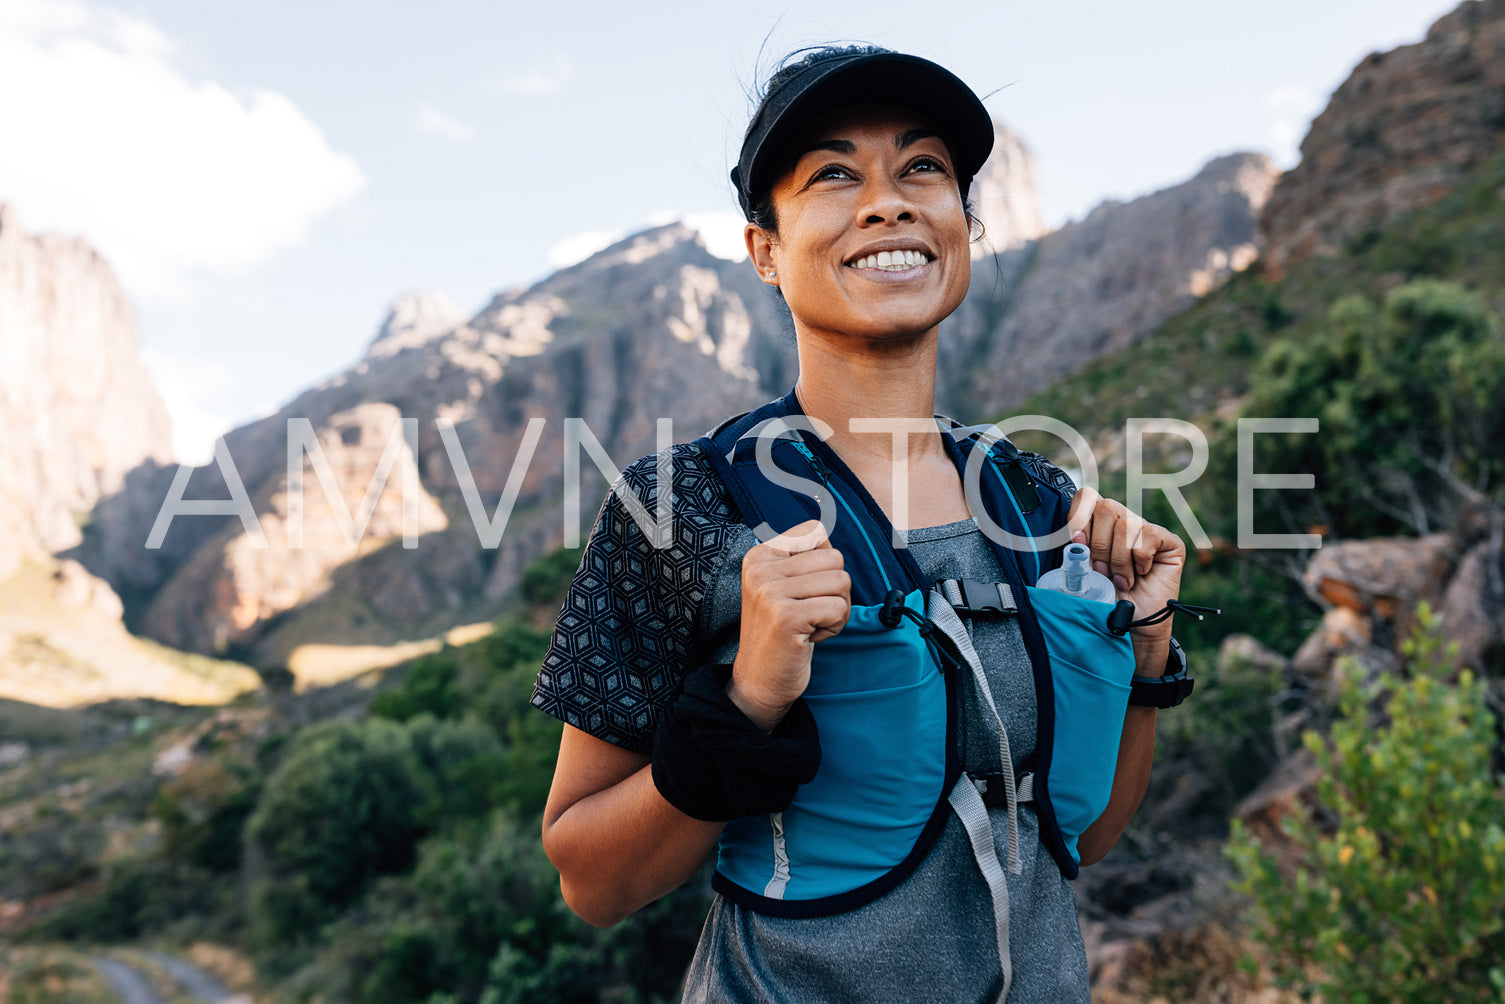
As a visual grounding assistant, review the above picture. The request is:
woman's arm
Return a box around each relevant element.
[542,519,850,926]
[540,726,724,928]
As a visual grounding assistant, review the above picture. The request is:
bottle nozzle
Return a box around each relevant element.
[1062,542,1089,594]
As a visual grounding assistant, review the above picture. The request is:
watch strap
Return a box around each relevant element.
[1128,636,1194,709]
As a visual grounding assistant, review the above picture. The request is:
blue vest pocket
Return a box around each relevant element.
[716,591,948,901]
[1026,586,1137,862]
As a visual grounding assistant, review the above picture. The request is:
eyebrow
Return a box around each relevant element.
[794,128,943,162]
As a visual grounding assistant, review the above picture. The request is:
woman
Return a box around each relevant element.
[531,45,1188,1002]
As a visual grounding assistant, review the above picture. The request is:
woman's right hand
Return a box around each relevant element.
[728,519,851,731]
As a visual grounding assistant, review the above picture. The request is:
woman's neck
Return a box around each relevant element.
[791,325,944,466]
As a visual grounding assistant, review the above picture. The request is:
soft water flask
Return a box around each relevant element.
[1036,542,1116,603]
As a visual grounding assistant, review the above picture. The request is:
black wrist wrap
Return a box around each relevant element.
[651,663,821,822]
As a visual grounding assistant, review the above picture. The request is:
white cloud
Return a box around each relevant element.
[682,212,749,262]
[140,346,236,465]
[0,0,364,300]
[1266,86,1325,169]
[547,228,626,269]
[644,210,748,261]
[490,54,571,96]
[414,102,476,143]
[547,212,750,272]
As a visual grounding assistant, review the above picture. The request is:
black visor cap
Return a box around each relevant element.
[732,51,995,220]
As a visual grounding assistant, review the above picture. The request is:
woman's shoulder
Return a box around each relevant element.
[611,441,741,528]
[1016,450,1079,504]
[531,440,752,752]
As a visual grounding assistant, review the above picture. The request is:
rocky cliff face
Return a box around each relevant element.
[0,205,260,707]
[77,137,1274,672]
[941,152,1275,417]
[0,204,174,582]
[969,121,1047,256]
[1259,0,1505,275]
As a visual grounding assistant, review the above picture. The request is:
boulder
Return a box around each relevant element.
[1301,533,1456,620]
[1439,539,1505,674]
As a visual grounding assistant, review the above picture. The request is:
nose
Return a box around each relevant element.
[857,174,914,226]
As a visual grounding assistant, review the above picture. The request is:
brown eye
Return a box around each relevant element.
[905,156,947,175]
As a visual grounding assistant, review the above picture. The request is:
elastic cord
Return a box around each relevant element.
[652,663,822,822]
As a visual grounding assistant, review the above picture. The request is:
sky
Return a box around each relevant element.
[0,0,1461,464]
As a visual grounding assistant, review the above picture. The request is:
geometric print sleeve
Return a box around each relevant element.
[1019,450,1078,505]
[530,442,741,754]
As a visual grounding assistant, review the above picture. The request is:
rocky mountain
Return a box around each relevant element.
[74,131,1274,676]
[1259,0,1505,274]
[366,290,468,360]
[941,152,1276,418]
[0,203,174,581]
[0,205,260,707]
[99,225,791,669]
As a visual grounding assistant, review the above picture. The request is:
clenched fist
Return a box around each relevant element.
[728,520,852,732]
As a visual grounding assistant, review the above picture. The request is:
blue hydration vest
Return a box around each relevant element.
[693,390,1137,919]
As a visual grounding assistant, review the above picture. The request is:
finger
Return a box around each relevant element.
[1088,502,1118,580]
[750,547,845,581]
[766,519,831,556]
[801,595,852,642]
[1108,509,1147,590]
[780,569,852,601]
[1066,486,1102,542]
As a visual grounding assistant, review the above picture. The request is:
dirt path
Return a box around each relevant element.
[90,951,240,1003]
[144,950,236,1001]
[89,957,161,1004]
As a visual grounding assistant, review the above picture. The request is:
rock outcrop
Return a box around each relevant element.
[366,290,467,360]
[1259,0,1505,275]
[0,203,174,580]
[942,152,1275,416]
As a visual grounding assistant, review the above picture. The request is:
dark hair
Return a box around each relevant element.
[742,44,979,237]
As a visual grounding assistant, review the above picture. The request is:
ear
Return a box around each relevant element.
[745,222,780,287]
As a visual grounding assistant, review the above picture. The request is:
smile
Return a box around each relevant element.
[846,250,932,271]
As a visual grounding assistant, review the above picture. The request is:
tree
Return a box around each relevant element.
[1226,606,1505,1002]
[244,718,432,952]
[1240,280,1505,539]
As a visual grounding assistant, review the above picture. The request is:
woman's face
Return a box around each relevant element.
[745,104,972,346]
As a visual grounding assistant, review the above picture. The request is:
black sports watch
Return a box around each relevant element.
[1128,636,1194,709]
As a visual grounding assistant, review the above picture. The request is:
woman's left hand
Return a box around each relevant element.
[1065,487,1185,647]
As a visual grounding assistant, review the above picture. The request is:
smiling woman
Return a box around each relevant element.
[531,44,1189,1004]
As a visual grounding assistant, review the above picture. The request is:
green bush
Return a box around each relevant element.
[1227,605,1505,1001]
[521,546,586,605]
[1241,280,1505,539]
[371,651,465,722]
[245,718,433,951]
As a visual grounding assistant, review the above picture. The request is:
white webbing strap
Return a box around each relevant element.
[928,592,1024,875]
[949,774,1013,1002]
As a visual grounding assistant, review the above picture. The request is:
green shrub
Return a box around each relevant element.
[1227,605,1505,1001]
[1241,280,1505,539]
[245,718,432,951]
[521,546,586,605]
[371,652,465,722]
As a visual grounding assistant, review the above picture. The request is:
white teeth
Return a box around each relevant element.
[848,250,931,270]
